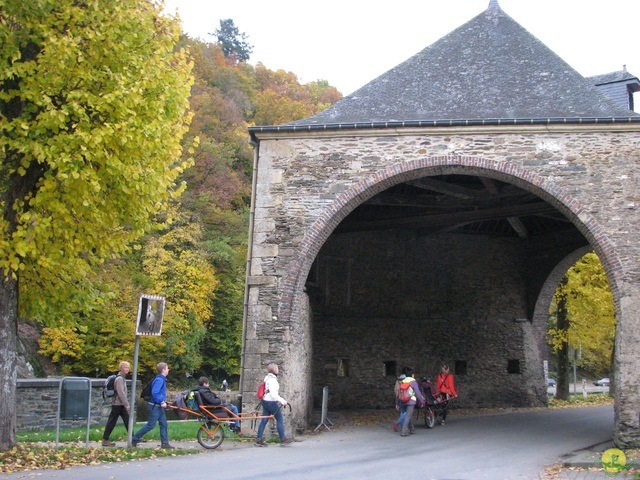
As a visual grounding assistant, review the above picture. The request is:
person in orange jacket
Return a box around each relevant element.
[435,364,457,425]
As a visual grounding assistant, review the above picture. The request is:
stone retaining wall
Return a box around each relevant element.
[17,378,115,432]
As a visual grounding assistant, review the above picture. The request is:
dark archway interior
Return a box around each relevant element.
[306,174,588,410]
[337,174,575,238]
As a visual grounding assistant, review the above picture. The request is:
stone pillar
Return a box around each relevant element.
[614,281,640,448]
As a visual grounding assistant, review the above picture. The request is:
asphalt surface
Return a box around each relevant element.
[4,405,636,480]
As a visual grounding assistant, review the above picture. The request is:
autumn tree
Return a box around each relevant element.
[213,19,252,63]
[252,64,342,125]
[548,252,616,398]
[15,31,344,394]
[0,0,193,450]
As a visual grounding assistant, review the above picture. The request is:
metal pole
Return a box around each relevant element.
[573,357,577,397]
[127,335,141,448]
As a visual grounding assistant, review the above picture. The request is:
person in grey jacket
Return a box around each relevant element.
[102,361,131,446]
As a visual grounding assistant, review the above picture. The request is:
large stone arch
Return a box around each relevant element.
[276,155,629,438]
[282,156,622,327]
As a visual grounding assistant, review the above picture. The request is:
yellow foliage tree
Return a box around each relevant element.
[0,0,193,449]
[548,253,616,376]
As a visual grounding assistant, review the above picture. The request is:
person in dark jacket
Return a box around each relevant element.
[193,377,241,434]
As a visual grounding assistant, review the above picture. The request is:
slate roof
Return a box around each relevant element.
[283,1,638,128]
[588,69,640,87]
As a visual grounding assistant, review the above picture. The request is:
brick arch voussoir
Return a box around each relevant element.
[279,155,623,323]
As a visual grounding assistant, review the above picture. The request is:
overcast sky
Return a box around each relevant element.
[163,0,640,96]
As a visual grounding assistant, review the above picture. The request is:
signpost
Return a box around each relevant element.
[127,294,165,448]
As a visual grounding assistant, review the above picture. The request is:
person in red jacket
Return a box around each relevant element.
[435,364,457,425]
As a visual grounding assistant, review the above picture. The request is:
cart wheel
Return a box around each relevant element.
[197,421,225,449]
[424,407,435,429]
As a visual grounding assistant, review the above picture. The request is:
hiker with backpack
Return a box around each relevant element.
[393,373,406,432]
[101,361,131,447]
[396,367,425,437]
[255,363,293,447]
[132,362,175,449]
[435,364,457,425]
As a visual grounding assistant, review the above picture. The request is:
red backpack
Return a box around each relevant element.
[397,381,413,403]
[257,381,267,399]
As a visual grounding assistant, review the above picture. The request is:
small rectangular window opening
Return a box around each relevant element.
[454,360,468,376]
[337,358,350,377]
[383,361,397,377]
[507,359,521,374]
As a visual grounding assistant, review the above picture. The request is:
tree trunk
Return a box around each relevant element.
[556,288,571,401]
[0,273,18,451]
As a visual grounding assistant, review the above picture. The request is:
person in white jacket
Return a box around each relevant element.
[255,363,292,446]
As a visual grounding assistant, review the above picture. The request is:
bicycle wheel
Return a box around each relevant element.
[197,421,225,449]
[424,406,436,429]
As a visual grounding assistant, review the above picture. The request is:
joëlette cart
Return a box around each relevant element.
[169,390,287,449]
[418,376,456,428]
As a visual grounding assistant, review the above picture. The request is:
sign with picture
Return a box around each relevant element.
[135,294,165,336]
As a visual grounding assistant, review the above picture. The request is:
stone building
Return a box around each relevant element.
[241,0,640,447]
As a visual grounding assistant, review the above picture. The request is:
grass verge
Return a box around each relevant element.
[3,420,245,474]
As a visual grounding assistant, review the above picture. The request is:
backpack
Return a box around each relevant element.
[140,379,154,401]
[186,390,199,410]
[173,389,190,419]
[257,381,267,399]
[102,374,117,400]
[398,381,414,403]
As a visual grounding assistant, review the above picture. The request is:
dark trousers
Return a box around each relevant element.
[103,405,129,440]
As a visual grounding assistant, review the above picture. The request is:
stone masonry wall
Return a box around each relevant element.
[245,126,640,444]
[310,230,544,410]
[16,379,113,432]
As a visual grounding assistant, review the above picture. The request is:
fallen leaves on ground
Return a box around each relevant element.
[0,444,197,473]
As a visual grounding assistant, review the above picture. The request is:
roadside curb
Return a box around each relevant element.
[560,440,639,471]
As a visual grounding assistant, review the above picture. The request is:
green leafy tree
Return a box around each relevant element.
[212,19,252,63]
[0,0,193,450]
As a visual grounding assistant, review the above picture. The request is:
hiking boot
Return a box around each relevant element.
[161,443,175,450]
[255,439,268,447]
[101,440,116,447]
[280,437,294,446]
[393,421,398,432]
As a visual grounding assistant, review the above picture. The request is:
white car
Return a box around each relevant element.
[593,378,610,386]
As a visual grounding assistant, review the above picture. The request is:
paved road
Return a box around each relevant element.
[5,405,614,480]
